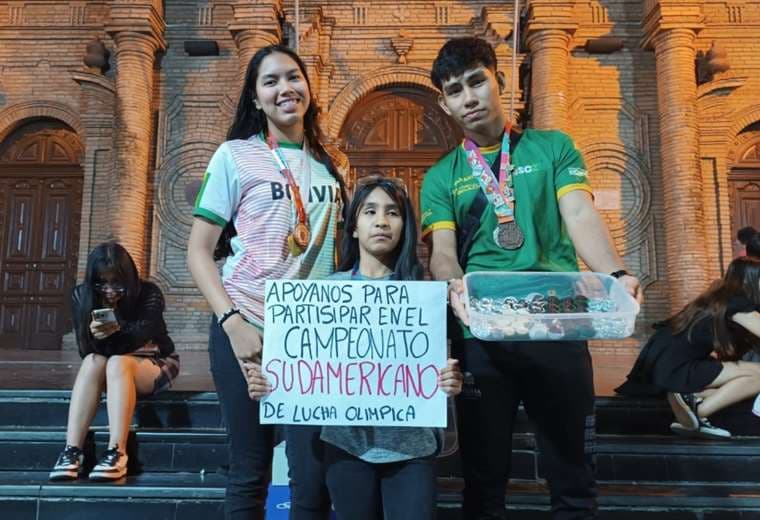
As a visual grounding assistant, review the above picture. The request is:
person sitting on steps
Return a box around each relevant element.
[618,256,760,439]
[49,242,179,481]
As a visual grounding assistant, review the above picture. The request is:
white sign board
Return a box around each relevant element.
[260,280,448,427]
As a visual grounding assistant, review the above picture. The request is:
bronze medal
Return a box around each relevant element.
[494,220,524,250]
[287,234,305,256]
[293,222,311,248]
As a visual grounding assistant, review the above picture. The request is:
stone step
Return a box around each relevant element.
[0,429,226,475]
[2,471,760,520]
[3,428,759,485]
[0,389,731,435]
[0,390,222,430]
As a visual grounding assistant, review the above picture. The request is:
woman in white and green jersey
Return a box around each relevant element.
[188,44,347,520]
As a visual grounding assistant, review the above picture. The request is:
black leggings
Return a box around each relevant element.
[285,425,331,519]
[454,338,598,520]
[209,317,275,520]
[324,443,436,520]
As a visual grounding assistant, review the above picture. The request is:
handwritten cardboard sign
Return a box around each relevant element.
[260,280,447,427]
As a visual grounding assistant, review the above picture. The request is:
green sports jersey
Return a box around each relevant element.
[420,129,592,337]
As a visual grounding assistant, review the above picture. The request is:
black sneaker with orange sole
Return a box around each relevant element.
[49,445,84,481]
[89,446,128,481]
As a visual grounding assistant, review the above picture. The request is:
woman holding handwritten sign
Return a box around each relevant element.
[188,44,347,519]
[252,177,463,518]
[325,177,462,519]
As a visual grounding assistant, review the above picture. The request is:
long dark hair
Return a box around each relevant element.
[75,242,141,347]
[338,178,423,281]
[215,44,348,259]
[667,256,760,360]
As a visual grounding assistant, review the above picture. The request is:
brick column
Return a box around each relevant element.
[524,0,577,130]
[72,71,116,279]
[652,28,707,311]
[110,32,162,273]
[525,29,573,130]
[300,11,336,114]
[643,1,706,312]
[107,4,165,274]
[229,1,283,90]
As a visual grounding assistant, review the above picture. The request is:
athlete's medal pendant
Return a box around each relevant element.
[293,222,311,248]
[494,220,524,250]
[288,223,310,256]
[287,234,304,256]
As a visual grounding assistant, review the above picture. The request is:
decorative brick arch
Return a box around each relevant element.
[0,101,83,143]
[730,131,760,163]
[727,104,760,152]
[325,66,438,139]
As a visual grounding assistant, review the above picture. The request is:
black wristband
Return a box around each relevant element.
[218,308,241,329]
[610,270,631,279]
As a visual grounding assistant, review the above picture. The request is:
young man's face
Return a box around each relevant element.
[438,65,504,134]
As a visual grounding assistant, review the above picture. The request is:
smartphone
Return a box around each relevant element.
[92,308,117,323]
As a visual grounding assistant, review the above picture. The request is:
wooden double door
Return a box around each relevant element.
[0,125,83,349]
[339,87,462,267]
[730,168,760,238]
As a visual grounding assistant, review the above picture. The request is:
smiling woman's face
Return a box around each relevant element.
[254,52,311,137]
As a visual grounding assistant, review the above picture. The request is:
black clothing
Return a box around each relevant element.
[324,444,436,520]
[71,281,175,359]
[617,295,759,396]
[454,338,598,520]
[209,316,274,519]
[285,426,332,519]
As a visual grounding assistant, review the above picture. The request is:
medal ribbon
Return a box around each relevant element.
[463,123,515,222]
[265,134,308,229]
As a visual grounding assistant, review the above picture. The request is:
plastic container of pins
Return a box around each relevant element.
[463,271,640,341]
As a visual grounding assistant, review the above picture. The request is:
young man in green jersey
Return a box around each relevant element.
[421,37,643,520]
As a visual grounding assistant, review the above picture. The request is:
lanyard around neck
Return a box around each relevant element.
[463,123,516,221]
[265,133,309,227]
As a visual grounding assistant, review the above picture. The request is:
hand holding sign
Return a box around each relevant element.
[438,359,463,397]
[245,362,272,400]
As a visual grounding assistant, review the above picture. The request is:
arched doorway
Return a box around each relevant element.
[0,120,83,349]
[729,131,760,251]
[338,87,462,266]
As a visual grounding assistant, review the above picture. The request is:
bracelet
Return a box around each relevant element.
[610,270,631,279]
[218,307,241,329]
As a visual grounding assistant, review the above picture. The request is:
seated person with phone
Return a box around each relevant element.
[49,242,179,482]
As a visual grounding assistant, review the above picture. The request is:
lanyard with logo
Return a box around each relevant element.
[463,124,524,250]
[265,133,311,256]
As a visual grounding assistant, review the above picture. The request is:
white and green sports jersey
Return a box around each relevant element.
[193,135,341,328]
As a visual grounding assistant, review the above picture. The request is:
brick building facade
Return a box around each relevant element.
[0,0,759,350]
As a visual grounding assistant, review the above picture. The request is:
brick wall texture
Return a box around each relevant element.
[1,0,760,350]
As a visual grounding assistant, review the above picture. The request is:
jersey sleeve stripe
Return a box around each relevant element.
[192,207,228,228]
[421,221,456,238]
[556,184,594,200]
[194,171,213,208]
